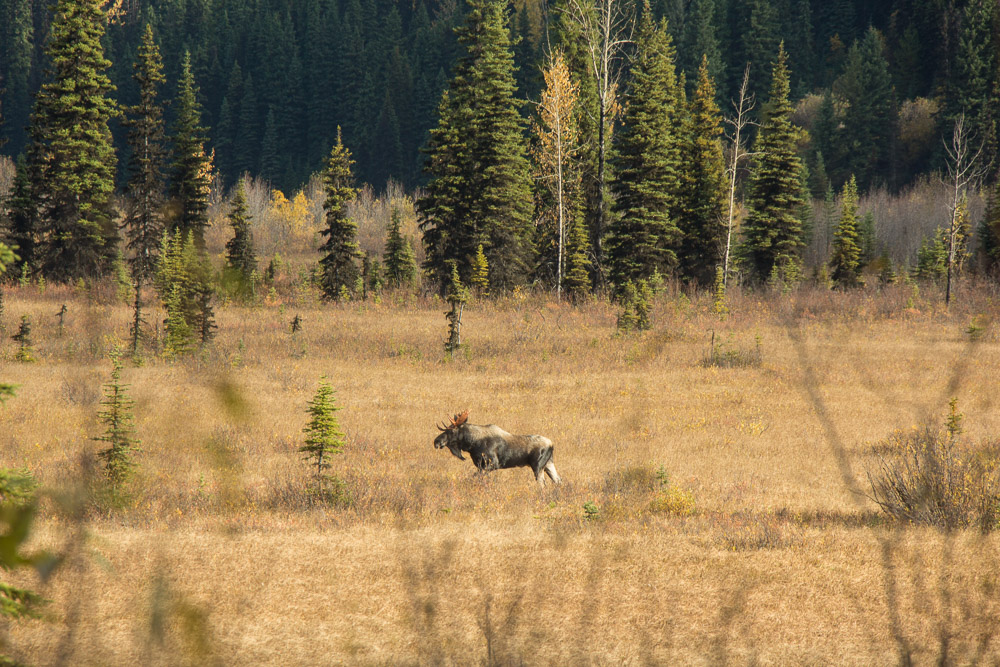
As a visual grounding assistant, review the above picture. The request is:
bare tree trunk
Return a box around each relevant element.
[723,64,755,288]
[563,0,633,289]
[943,114,986,308]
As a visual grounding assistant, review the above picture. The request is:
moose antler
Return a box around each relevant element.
[452,410,469,427]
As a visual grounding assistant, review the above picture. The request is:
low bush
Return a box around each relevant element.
[867,399,1000,531]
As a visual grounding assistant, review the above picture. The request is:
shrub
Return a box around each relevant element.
[701,331,762,368]
[648,467,696,516]
[867,399,1000,531]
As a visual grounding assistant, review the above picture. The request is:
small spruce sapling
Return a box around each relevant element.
[470,244,489,296]
[300,377,347,504]
[13,315,34,362]
[94,352,140,492]
[291,314,302,334]
[444,263,469,355]
[712,266,728,318]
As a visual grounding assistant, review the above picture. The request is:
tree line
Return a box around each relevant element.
[2,0,1000,305]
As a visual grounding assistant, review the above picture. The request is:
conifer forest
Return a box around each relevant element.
[3,0,1000,664]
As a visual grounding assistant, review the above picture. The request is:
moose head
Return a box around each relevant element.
[433,410,470,460]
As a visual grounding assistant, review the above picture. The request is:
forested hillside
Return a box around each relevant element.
[2,0,996,192]
[2,0,1000,302]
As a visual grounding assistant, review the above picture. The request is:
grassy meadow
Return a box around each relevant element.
[2,278,1000,665]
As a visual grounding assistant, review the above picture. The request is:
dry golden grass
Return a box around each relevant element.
[2,279,1000,664]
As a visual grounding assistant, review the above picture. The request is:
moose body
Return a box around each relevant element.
[434,412,562,486]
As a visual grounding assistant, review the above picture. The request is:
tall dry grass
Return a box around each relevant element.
[2,277,1000,663]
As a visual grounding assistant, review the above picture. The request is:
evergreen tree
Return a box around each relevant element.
[444,262,469,354]
[979,180,1000,276]
[2,156,36,275]
[169,52,212,248]
[835,27,896,192]
[122,24,167,289]
[943,0,996,164]
[259,107,281,185]
[740,43,806,284]
[318,128,362,300]
[562,212,592,300]
[677,55,727,285]
[300,377,346,503]
[470,243,490,294]
[383,208,417,289]
[156,231,210,358]
[224,180,257,284]
[418,0,534,292]
[12,315,34,362]
[607,15,684,288]
[28,0,118,281]
[234,73,259,177]
[93,352,140,490]
[681,0,722,86]
[829,175,863,288]
[0,0,33,153]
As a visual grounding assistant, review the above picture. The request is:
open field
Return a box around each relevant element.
[2,281,1000,664]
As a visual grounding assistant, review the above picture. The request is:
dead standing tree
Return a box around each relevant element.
[943,113,987,307]
[722,64,756,287]
[562,0,633,283]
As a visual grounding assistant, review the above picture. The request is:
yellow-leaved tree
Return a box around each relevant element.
[533,51,590,298]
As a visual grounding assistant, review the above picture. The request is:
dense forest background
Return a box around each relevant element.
[1,0,996,194]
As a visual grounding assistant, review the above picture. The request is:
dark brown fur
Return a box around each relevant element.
[434,423,562,486]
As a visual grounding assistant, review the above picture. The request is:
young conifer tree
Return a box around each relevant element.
[225,180,257,285]
[12,316,34,362]
[829,175,863,288]
[318,128,362,300]
[470,244,489,295]
[300,377,346,503]
[94,351,140,490]
[741,43,806,284]
[383,208,417,289]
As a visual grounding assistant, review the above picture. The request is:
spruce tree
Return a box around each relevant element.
[224,180,257,285]
[94,352,140,491]
[12,315,34,363]
[607,15,684,289]
[562,214,592,300]
[829,175,863,288]
[318,128,362,300]
[470,244,489,294]
[122,24,167,288]
[169,52,212,249]
[835,28,896,192]
[741,43,806,285]
[3,156,36,275]
[979,180,1000,276]
[418,0,534,292]
[28,0,118,281]
[677,55,727,285]
[300,377,346,503]
[382,207,417,289]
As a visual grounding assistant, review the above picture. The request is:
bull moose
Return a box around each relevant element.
[434,410,562,486]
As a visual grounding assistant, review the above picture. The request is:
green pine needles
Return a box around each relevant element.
[224,180,258,296]
[445,263,469,355]
[28,0,119,281]
[12,315,35,363]
[741,43,806,285]
[169,51,212,248]
[608,15,684,288]
[318,128,362,300]
[383,208,417,289]
[830,175,864,288]
[94,351,140,492]
[300,377,347,505]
